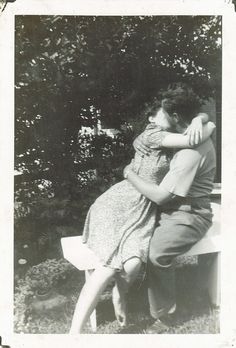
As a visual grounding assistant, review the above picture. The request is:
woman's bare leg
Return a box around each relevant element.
[112,257,142,326]
[70,265,115,334]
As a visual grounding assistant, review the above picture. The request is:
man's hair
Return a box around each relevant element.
[161,83,202,122]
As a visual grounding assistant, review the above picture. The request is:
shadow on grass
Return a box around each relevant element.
[95,263,220,334]
[15,262,220,334]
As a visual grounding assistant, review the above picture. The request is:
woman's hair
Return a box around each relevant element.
[160,83,202,122]
[142,98,162,121]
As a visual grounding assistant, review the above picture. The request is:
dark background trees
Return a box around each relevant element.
[15,15,221,267]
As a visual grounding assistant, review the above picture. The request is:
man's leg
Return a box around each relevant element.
[148,211,210,319]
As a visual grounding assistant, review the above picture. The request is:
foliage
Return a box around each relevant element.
[23,258,73,291]
[15,15,221,197]
[14,129,133,268]
[14,258,77,333]
[15,128,134,205]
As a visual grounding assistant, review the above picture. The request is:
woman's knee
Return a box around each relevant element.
[123,257,142,273]
[122,257,142,283]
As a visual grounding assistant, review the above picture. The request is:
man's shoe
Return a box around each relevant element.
[146,304,177,334]
[168,303,176,314]
[145,318,170,334]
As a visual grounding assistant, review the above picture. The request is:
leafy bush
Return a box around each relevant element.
[14,258,76,333]
[15,15,221,201]
[14,127,134,269]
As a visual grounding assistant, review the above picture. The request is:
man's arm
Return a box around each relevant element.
[125,148,201,204]
[124,166,175,205]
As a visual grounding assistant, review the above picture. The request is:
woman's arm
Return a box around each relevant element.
[133,134,152,156]
[161,121,215,148]
[133,114,214,155]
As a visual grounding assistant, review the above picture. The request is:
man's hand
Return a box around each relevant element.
[184,117,203,146]
[184,113,210,146]
[133,135,151,156]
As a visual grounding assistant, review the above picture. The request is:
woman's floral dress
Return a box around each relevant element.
[82,124,172,270]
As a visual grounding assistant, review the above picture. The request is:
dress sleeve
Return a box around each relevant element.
[142,128,170,149]
[159,149,201,197]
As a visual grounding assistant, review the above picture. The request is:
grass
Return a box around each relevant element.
[16,256,220,334]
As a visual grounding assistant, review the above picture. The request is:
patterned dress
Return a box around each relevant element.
[82,124,172,270]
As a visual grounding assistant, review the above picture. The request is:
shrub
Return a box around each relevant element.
[14,258,75,333]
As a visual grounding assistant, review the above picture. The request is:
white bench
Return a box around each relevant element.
[61,202,221,332]
[179,202,221,307]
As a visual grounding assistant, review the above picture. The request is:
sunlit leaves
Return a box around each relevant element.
[15,15,221,200]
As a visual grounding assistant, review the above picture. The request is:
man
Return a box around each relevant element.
[124,87,216,332]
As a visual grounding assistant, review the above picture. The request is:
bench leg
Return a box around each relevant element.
[207,252,221,307]
[198,252,221,307]
[85,270,97,332]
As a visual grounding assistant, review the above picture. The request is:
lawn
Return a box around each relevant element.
[15,256,220,334]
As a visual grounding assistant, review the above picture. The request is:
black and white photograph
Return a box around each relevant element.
[1,0,236,347]
[13,14,222,335]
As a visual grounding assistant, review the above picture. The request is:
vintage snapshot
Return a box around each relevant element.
[1,1,236,348]
[14,14,222,335]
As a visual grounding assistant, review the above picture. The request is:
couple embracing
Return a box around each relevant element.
[69,84,216,333]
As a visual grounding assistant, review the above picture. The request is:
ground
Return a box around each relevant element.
[18,256,220,334]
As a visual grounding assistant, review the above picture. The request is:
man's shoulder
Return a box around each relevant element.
[173,139,215,166]
[174,147,200,162]
[175,139,214,157]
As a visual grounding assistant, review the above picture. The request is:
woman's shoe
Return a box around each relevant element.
[112,285,127,327]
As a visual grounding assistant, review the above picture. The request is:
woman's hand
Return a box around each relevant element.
[133,135,151,156]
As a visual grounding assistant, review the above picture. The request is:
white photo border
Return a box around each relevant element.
[1,1,236,347]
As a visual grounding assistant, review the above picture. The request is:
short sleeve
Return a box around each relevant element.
[159,149,201,197]
[142,126,170,149]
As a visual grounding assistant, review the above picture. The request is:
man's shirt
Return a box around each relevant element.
[160,139,216,198]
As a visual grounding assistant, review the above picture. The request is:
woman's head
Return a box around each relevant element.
[149,107,175,130]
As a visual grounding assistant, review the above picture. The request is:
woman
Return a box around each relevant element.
[69,86,215,333]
